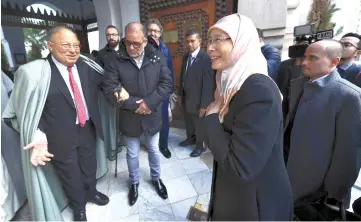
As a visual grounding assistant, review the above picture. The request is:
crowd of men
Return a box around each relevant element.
[2,15,361,221]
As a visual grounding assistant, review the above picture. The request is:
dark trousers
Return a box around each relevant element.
[184,108,203,148]
[159,98,170,149]
[51,120,97,209]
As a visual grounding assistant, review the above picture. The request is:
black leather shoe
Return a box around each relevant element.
[190,147,206,157]
[88,191,109,206]
[179,138,196,147]
[73,207,87,221]
[128,183,139,206]
[160,147,171,159]
[152,179,168,199]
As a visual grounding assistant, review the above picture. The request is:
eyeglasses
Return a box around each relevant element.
[124,40,146,49]
[50,41,81,50]
[207,37,231,46]
[148,28,162,35]
[106,33,119,37]
[340,42,360,49]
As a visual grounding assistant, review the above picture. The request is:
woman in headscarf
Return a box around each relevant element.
[201,14,293,220]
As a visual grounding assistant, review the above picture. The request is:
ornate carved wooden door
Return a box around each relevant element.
[140,0,234,91]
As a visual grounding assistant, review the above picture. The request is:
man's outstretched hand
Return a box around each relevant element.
[24,141,54,166]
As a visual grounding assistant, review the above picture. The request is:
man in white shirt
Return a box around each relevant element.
[23,26,109,221]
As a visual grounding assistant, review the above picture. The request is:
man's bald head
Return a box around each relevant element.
[313,40,343,59]
[125,22,147,39]
[302,40,342,80]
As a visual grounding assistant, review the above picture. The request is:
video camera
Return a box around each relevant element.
[288,24,334,58]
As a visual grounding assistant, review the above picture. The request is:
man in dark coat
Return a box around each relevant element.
[285,40,361,208]
[96,25,121,68]
[102,22,173,206]
[338,32,361,87]
[95,25,126,161]
[14,26,110,221]
[178,29,215,157]
[257,28,281,81]
[145,18,175,159]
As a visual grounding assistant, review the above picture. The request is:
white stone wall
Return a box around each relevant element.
[280,0,312,60]
[331,0,361,39]
[93,0,140,49]
[237,0,288,50]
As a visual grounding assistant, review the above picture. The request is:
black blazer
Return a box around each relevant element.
[178,49,215,115]
[201,74,293,220]
[39,55,104,161]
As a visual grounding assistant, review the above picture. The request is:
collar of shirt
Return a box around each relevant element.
[190,47,201,59]
[132,50,145,69]
[114,44,119,51]
[338,61,354,71]
[310,73,330,83]
[51,55,77,71]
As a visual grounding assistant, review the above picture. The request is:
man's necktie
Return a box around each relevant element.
[186,56,195,73]
[67,66,87,127]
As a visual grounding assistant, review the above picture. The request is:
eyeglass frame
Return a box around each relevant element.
[207,37,232,46]
[124,39,147,49]
[147,28,162,35]
[49,41,81,50]
[340,41,360,50]
[106,33,119,37]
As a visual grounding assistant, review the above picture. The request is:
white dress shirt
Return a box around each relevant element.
[132,51,145,69]
[51,55,90,123]
[34,56,90,143]
[186,47,200,71]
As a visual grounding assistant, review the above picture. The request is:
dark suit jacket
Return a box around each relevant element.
[38,55,104,161]
[276,59,303,121]
[201,74,293,220]
[285,70,361,206]
[178,49,215,115]
[96,44,120,68]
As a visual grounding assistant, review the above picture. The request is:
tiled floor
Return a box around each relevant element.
[61,128,213,221]
[12,127,361,221]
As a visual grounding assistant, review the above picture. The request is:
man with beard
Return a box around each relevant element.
[96,25,121,67]
[96,25,128,160]
[338,33,361,87]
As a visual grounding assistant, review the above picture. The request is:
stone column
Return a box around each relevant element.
[237,0,287,50]
[93,0,122,48]
[1,27,15,69]
[281,0,312,60]
[2,26,26,67]
[118,0,140,37]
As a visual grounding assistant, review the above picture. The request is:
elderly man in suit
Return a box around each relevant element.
[10,26,110,221]
[178,29,215,157]
[284,40,361,208]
